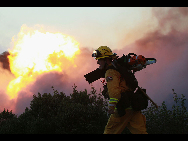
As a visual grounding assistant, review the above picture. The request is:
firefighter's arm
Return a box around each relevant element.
[105,69,122,112]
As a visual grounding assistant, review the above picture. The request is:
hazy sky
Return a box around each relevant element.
[1,7,188,114]
[0,7,156,52]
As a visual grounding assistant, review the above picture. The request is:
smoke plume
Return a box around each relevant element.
[115,7,188,106]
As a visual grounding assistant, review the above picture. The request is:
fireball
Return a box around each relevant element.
[7,24,80,99]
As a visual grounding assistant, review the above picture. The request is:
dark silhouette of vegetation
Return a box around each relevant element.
[142,89,188,134]
[0,85,187,134]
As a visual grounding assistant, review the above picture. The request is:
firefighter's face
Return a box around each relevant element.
[97,58,106,70]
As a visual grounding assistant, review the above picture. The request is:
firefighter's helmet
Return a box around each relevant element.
[92,46,117,60]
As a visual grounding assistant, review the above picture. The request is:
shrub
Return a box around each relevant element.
[142,89,188,134]
[0,87,187,134]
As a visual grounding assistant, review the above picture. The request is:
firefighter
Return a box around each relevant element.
[92,46,148,134]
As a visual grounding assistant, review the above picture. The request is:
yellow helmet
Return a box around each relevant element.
[92,46,117,60]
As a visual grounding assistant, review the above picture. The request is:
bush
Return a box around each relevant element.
[142,89,188,134]
[0,84,108,134]
[0,87,187,134]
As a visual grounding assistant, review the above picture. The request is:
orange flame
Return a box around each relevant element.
[7,24,80,99]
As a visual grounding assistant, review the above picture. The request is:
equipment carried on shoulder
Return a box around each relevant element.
[112,53,156,73]
[84,53,158,112]
[84,53,156,84]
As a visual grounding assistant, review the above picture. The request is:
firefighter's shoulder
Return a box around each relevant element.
[105,68,121,82]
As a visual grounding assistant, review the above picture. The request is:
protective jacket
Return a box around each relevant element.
[105,64,132,114]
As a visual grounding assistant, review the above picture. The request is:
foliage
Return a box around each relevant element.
[142,89,188,134]
[0,86,187,134]
[0,84,108,134]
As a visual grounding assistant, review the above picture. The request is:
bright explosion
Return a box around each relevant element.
[7,25,80,99]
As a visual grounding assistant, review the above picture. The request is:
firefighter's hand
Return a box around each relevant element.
[108,108,115,114]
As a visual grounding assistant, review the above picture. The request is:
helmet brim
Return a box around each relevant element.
[95,55,118,60]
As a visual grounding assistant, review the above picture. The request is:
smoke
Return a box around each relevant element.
[0,62,16,112]
[152,7,188,34]
[14,71,69,114]
[115,7,188,105]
